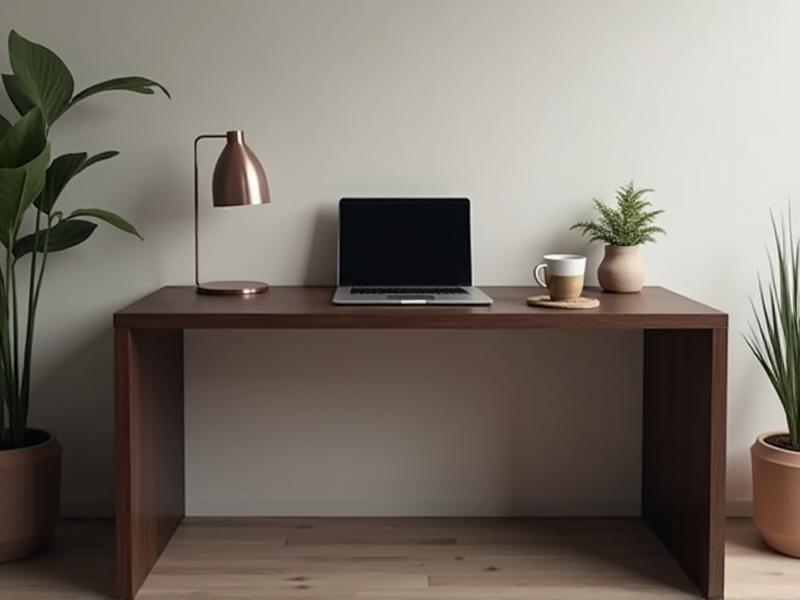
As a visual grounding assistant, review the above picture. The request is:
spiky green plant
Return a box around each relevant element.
[0,31,168,449]
[570,181,665,246]
[745,212,800,450]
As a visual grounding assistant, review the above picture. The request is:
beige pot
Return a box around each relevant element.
[752,431,800,558]
[597,245,645,293]
[0,429,61,562]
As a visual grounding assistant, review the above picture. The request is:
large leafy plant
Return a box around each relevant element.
[570,181,666,246]
[0,31,168,449]
[746,213,800,450]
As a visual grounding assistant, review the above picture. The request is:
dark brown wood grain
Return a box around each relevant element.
[114,286,727,599]
[114,286,726,330]
[642,328,727,599]
[115,328,185,599]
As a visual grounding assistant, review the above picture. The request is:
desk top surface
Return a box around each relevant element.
[114,286,727,330]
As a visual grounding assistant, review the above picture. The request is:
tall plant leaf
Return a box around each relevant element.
[34,150,118,214]
[0,108,46,168]
[2,73,35,116]
[0,143,50,242]
[746,211,800,448]
[0,109,49,239]
[13,219,96,258]
[76,150,118,174]
[0,115,10,139]
[68,208,142,239]
[17,143,50,222]
[0,168,28,243]
[8,31,74,125]
[35,153,86,214]
[71,76,170,106]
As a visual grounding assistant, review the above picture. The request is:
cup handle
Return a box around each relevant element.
[533,263,548,288]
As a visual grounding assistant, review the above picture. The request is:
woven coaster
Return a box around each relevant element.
[527,295,600,309]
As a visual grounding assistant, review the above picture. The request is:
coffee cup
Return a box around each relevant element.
[533,254,586,300]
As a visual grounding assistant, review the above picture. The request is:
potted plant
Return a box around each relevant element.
[0,30,167,561]
[570,181,665,292]
[746,212,800,557]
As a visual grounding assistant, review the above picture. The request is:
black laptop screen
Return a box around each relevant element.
[338,198,472,286]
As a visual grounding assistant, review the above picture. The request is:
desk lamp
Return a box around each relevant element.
[194,130,270,295]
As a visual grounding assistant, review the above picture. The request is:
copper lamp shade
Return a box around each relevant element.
[212,131,270,207]
[194,130,270,296]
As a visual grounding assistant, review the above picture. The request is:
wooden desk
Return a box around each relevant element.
[114,286,727,599]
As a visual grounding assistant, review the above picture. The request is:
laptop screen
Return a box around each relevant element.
[338,198,472,286]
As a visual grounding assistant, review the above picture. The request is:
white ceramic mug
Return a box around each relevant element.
[533,254,587,300]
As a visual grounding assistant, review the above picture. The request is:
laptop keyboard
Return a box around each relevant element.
[351,287,468,295]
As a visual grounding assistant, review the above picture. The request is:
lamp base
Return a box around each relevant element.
[196,281,269,296]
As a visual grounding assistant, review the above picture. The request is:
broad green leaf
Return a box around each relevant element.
[0,141,50,240]
[8,30,74,125]
[0,167,27,244]
[0,108,46,168]
[0,108,49,237]
[19,142,50,220]
[13,218,96,258]
[0,115,9,139]
[69,208,142,239]
[71,76,170,105]
[75,150,118,175]
[2,74,35,115]
[35,152,86,214]
[34,150,119,214]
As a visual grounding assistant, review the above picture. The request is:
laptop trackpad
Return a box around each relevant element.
[388,294,435,301]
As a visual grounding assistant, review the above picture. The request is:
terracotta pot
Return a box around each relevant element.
[752,431,800,557]
[0,429,61,562]
[597,245,645,293]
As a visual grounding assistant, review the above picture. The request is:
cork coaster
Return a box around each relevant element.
[527,295,600,309]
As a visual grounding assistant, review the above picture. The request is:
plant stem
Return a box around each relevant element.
[1,242,19,446]
[11,248,18,395]
[31,229,51,319]
[20,210,49,428]
[0,267,5,445]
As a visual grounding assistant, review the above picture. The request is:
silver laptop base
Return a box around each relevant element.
[333,286,493,305]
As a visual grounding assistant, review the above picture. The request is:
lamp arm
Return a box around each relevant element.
[193,134,227,287]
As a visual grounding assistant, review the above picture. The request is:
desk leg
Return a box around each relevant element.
[115,328,185,599]
[643,328,727,599]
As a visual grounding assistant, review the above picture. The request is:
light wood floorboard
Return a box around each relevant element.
[0,518,796,599]
[725,517,800,600]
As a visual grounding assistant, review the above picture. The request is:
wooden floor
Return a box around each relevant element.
[0,518,797,599]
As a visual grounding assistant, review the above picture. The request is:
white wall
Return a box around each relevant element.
[1,0,796,516]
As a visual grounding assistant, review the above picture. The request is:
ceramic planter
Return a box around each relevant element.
[752,431,800,557]
[0,429,61,562]
[597,245,645,293]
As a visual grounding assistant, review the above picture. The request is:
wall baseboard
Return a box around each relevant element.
[61,498,756,519]
[185,495,643,518]
[726,499,753,517]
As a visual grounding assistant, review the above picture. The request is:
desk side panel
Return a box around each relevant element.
[116,328,185,598]
[642,328,727,599]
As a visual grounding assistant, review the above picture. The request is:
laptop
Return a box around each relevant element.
[332,198,493,305]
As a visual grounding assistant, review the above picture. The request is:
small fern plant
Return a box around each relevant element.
[570,182,665,246]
